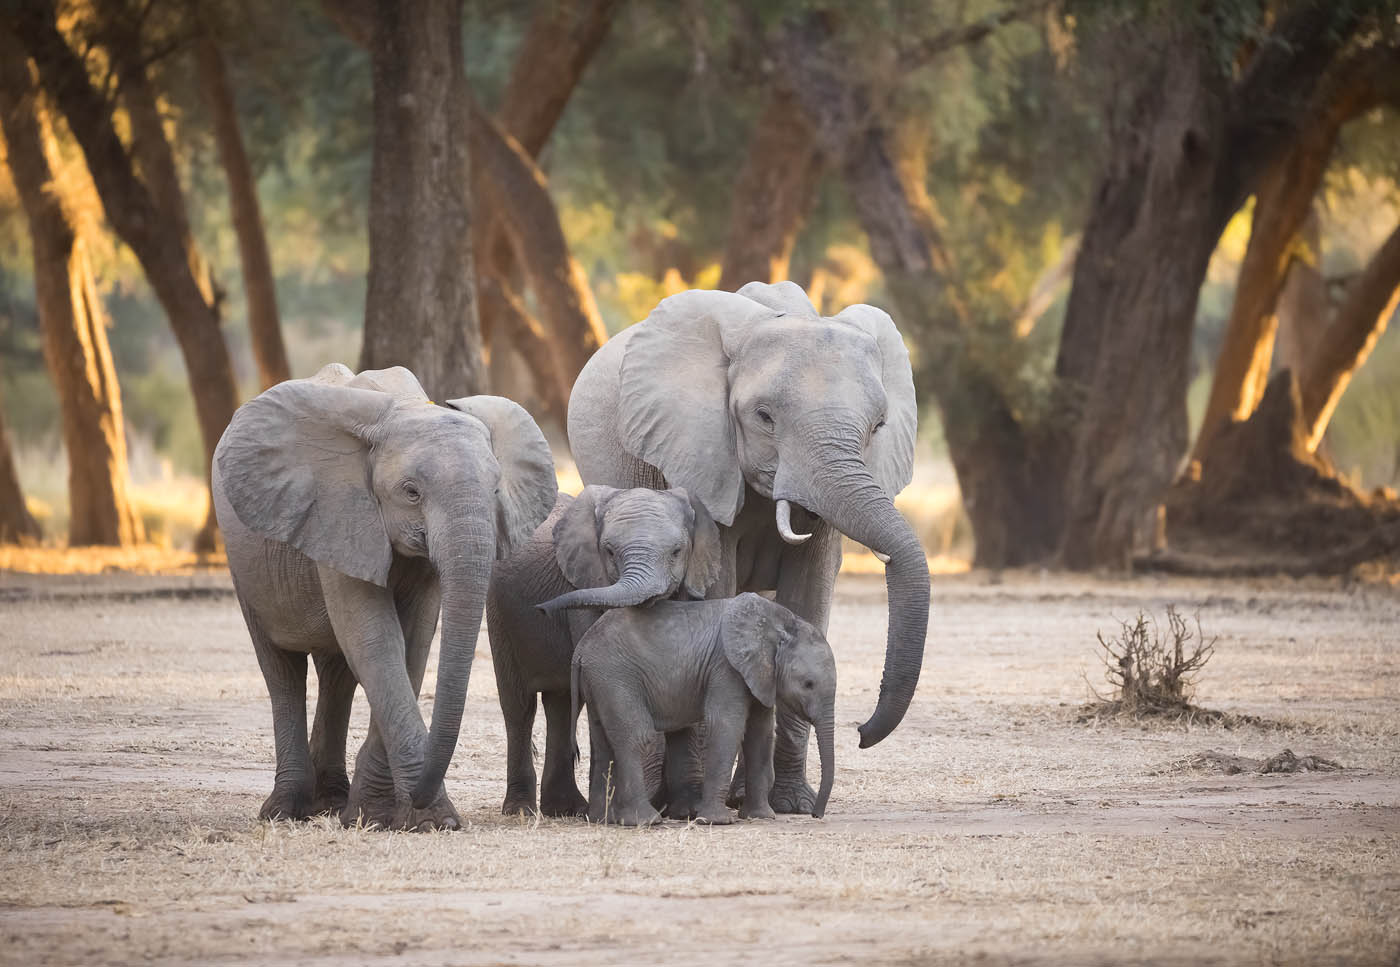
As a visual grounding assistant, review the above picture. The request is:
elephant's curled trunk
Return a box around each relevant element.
[412,516,493,809]
[537,561,670,613]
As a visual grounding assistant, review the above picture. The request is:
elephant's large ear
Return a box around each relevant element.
[617,289,773,526]
[215,378,396,585]
[834,303,918,498]
[736,280,820,319]
[677,488,721,599]
[444,396,557,559]
[551,485,618,588]
[720,593,788,707]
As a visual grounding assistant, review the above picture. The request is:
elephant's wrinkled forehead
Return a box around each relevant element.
[602,489,689,540]
[732,317,884,404]
[377,403,492,469]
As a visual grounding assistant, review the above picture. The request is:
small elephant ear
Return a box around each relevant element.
[551,485,618,588]
[618,289,774,527]
[444,395,557,559]
[736,280,820,319]
[346,366,430,402]
[720,593,787,707]
[215,378,396,585]
[676,488,721,599]
[834,303,918,498]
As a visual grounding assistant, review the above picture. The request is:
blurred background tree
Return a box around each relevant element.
[0,0,1396,572]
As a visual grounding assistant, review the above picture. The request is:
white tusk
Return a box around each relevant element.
[872,549,891,564]
[775,499,812,545]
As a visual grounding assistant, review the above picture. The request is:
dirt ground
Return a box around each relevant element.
[1,567,1398,966]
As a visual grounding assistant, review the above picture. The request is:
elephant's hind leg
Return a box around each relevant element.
[309,651,356,815]
[249,620,315,821]
[539,690,587,817]
[499,681,539,816]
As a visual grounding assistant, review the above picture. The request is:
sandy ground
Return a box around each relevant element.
[1,567,1398,966]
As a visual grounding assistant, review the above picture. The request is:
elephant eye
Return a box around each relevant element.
[402,481,422,503]
[671,546,684,559]
[803,679,815,690]
[756,406,774,427]
[873,418,886,433]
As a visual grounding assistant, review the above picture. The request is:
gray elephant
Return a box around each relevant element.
[566,281,928,813]
[571,593,837,826]
[213,364,556,830]
[484,484,720,817]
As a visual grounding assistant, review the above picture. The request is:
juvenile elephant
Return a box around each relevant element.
[213,364,556,830]
[485,485,720,817]
[567,281,928,813]
[571,593,837,827]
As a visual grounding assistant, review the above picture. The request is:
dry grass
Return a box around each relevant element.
[2,569,1398,964]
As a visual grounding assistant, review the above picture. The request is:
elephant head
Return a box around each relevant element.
[215,364,556,807]
[538,485,721,612]
[721,594,837,818]
[615,282,928,749]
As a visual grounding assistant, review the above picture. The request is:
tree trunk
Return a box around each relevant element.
[1273,207,1328,380]
[196,29,290,390]
[330,0,485,402]
[774,15,1057,568]
[12,1,242,552]
[0,31,141,547]
[0,388,42,545]
[477,274,570,428]
[1298,220,1400,451]
[718,88,823,292]
[1189,50,1385,463]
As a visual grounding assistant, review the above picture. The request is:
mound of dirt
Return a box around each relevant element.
[1174,748,1344,775]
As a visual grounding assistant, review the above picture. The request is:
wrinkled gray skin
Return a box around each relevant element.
[213,364,556,831]
[484,485,721,817]
[567,281,928,814]
[572,593,837,826]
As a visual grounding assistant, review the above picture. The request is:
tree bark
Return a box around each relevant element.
[12,0,242,552]
[331,0,486,401]
[774,14,1058,568]
[0,30,141,547]
[1273,207,1328,381]
[1190,47,1388,463]
[1054,6,1364,570]
[1298,220,1400,451]
[196,28,290,390]
[477,274,570,428]
[718,88,823,292]
[0,388,42,545]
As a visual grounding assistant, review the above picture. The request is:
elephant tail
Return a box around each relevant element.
[570,652,583,764]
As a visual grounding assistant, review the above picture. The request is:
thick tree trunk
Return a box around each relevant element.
[1298,221,1400,451]
[718,88,823,292]
[0,390,42,545]
[0,32,141,547]
[477,275,570,428]
[775,16,1056,568]
[196,30,290,390]
[1190,50,1384,463]
[1273,208,1328,380]
[13,1,242,552]
[335,0,485,401]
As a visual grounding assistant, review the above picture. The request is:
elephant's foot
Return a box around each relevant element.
[693,805,734,825]
[391,794,462,832]
[663,791,700,820]
[738,800,776,821]
[605,801,661,827]
[501,796,537,817]
[344,783,461,832]
[311,771,350,816]
[259,783,315,821]
[725,772,746,809]
[769,777,817,815]
[539,788,589,818]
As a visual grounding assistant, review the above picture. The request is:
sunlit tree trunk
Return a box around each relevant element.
[13,0,243,551]
[196,29,290,390]
[0,388,42,545]
[0,32,141,547]
[1298,221,1400,451]
[1273,208,1328,381]
[718,88,823,292]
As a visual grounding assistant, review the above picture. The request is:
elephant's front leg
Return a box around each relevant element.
[769,524,842,814]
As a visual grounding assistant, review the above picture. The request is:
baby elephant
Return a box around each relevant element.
[485,485,720,816]
[571,592,837,826]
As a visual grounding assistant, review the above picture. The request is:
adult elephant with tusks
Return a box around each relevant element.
[214,364,556,831]
[567,280,929,814]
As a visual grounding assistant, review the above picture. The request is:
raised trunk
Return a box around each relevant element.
[1298,220,1400,452]
[196,29,290,390]
[345,0,485,402]
[783,434,929,749]
[0,33,141,547]
[718,88,823,292]
[0,390,42,545]
[812,704,835,819]
[414,515,494,808]
[538,561,671,613]
[12,2,241,552]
